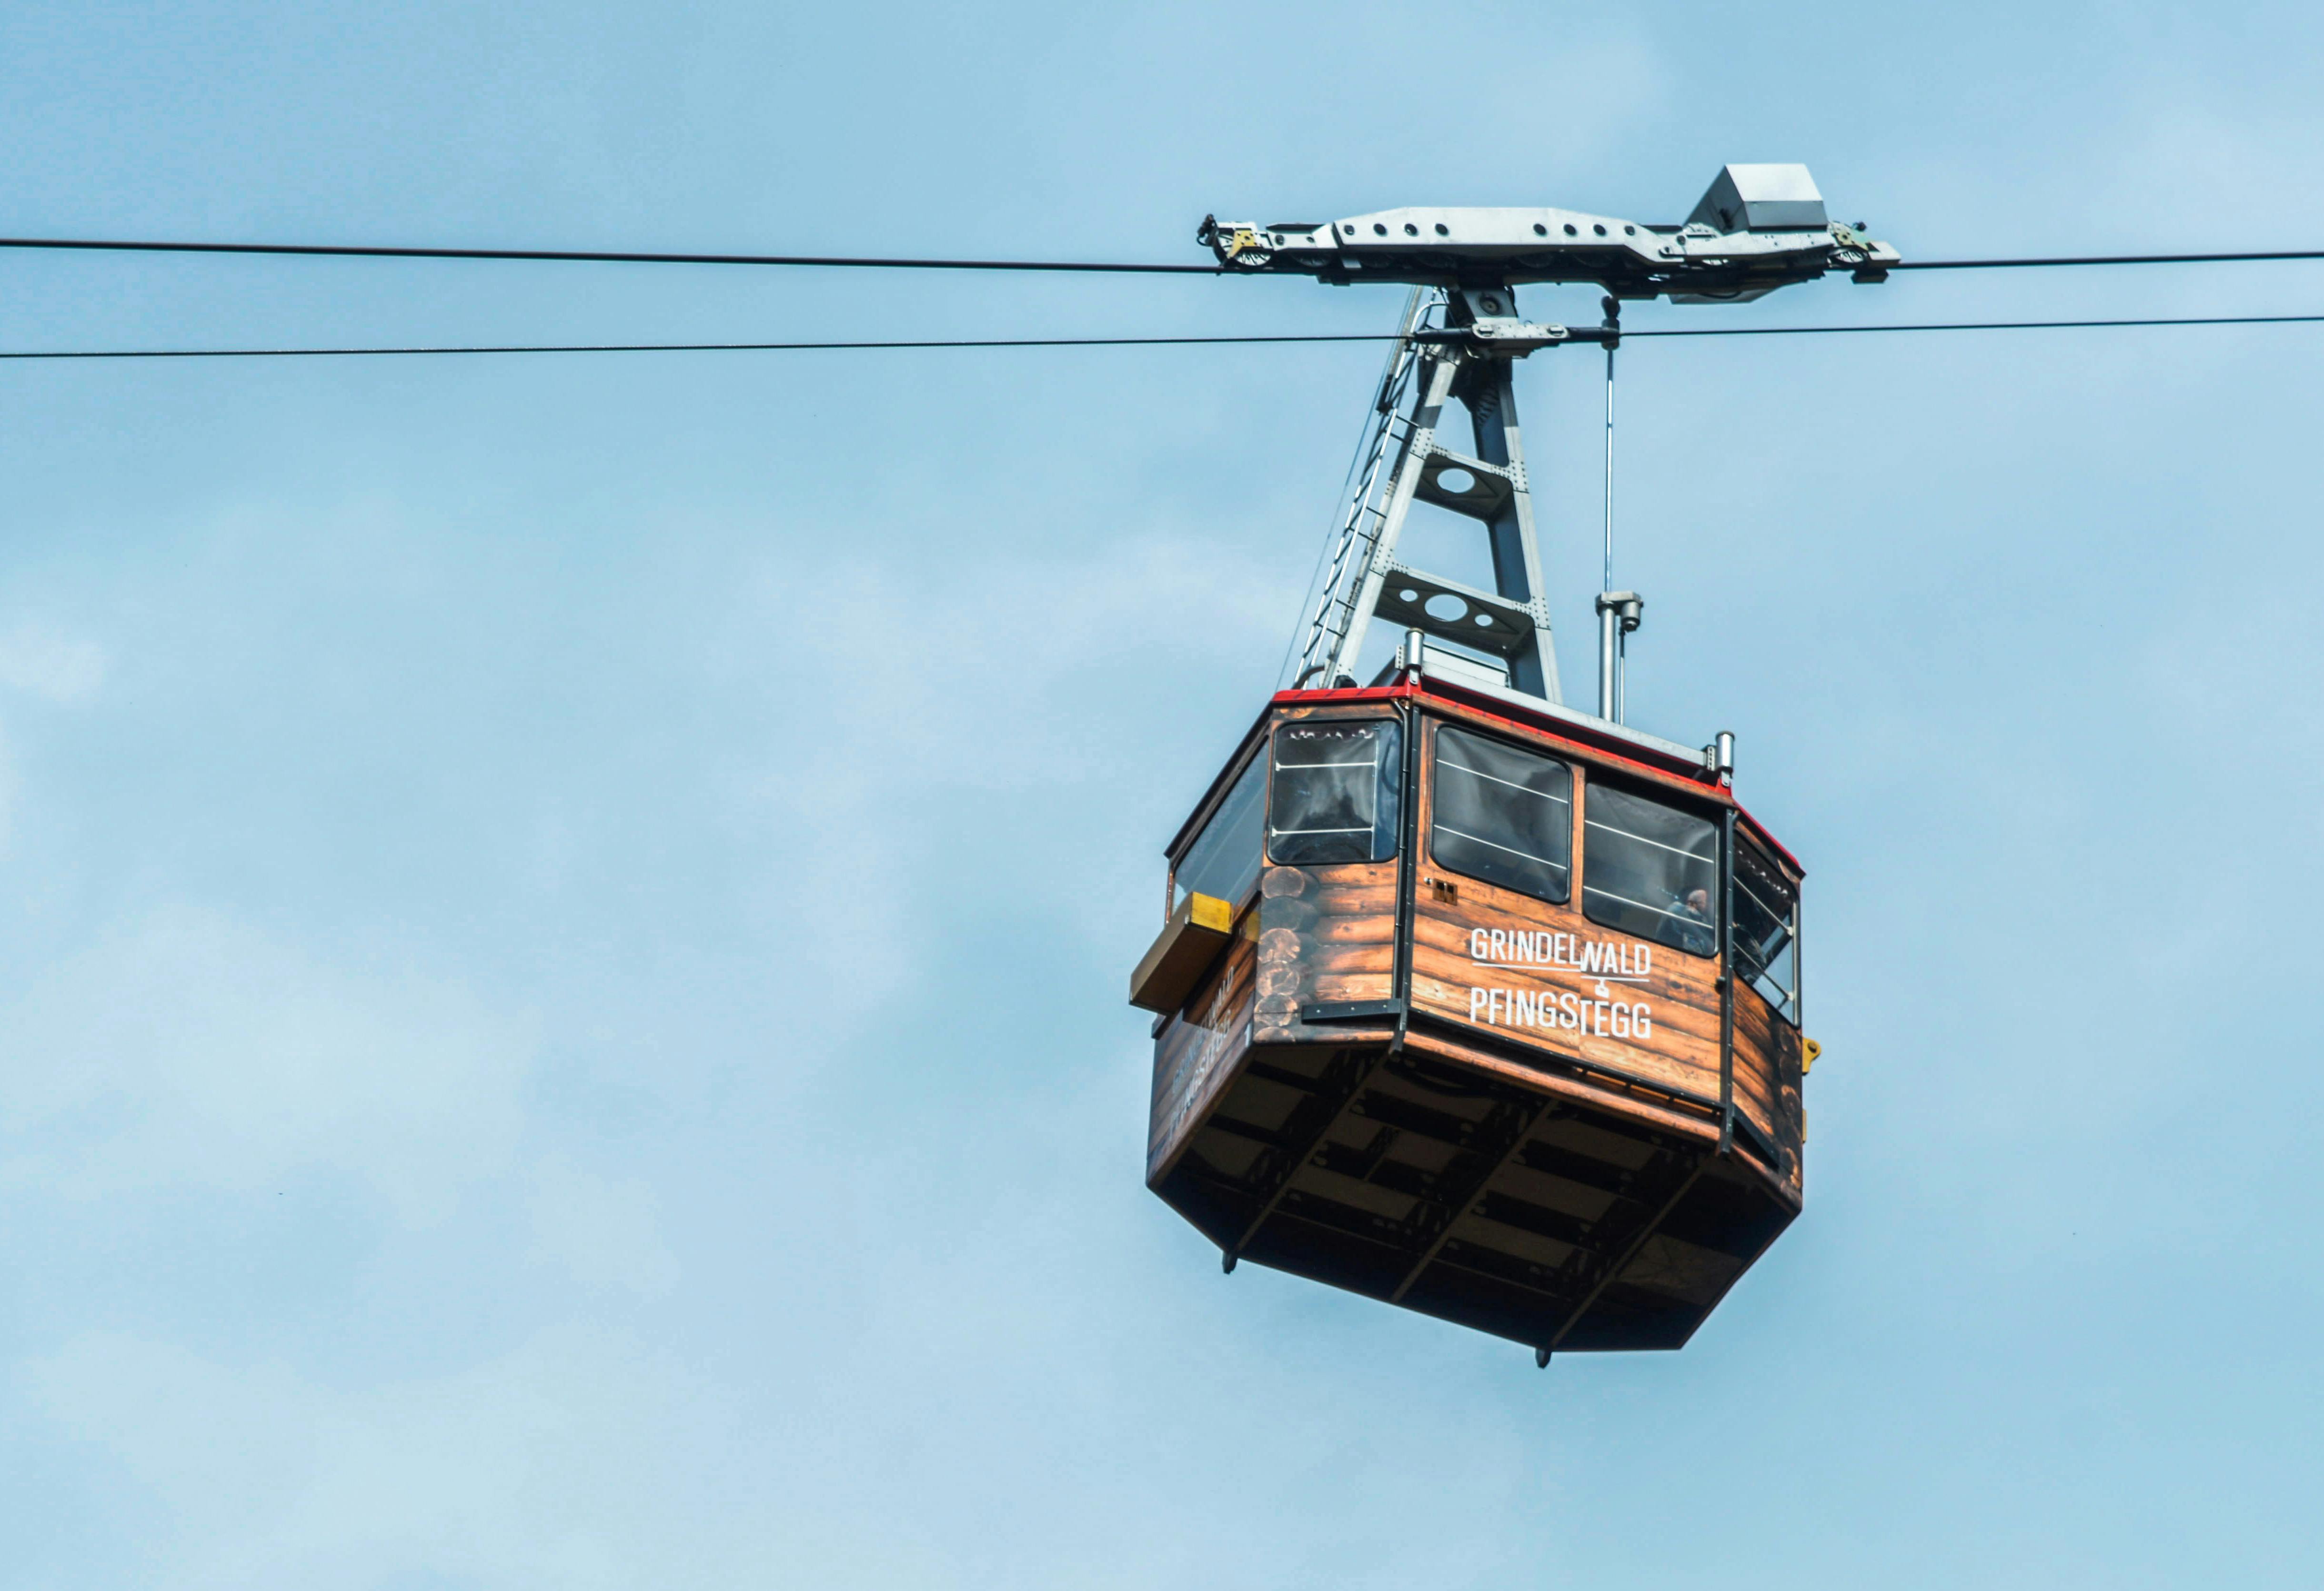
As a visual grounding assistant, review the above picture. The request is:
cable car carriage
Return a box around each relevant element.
[1132,166,1878,1361]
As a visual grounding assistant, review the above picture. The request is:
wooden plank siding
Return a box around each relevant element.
[1733,979,1806,1192]
[1253,862,1398,1034]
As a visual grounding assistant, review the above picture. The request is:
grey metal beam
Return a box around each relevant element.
[1200,164,1898,301]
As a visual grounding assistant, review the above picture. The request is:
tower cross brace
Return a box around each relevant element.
[1296,285,1605,705]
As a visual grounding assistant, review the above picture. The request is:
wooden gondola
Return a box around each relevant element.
[1132,666,1808,1359]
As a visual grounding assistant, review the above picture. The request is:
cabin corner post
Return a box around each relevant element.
[1718,806,1737,1156]
[1393,698,1422,1018]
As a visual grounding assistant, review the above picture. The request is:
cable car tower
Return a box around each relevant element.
[1132,167,1893,1363]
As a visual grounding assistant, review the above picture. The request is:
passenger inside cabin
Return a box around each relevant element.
[1676,888,1716,956]
[1581,780,1720,958]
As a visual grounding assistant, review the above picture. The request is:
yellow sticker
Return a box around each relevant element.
[1188,892,1234,935]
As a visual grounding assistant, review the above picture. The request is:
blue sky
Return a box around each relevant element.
[3,1,2322,1585]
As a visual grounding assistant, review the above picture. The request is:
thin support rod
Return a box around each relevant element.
[1598,602,1617,720]
[1602,343,1616,594]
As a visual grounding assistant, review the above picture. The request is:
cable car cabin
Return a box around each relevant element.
[1131,671,1808,1360]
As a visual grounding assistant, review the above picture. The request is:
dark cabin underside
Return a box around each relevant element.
[1153,1034,1800,1353]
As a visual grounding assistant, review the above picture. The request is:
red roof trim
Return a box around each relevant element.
[1729,797,1806,878]
[1268,684,1419,707]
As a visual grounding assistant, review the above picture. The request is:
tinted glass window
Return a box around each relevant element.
[1429,725,1571,902]
[1173,752,1267,911]
[1582,782,1718,956]
[1268,719,1402,865]
[1734,837,1800,1025]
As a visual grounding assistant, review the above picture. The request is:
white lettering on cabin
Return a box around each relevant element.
[1467,927,1650,982]
[1469,984,1653,1040]
[1463,927,1658,1039]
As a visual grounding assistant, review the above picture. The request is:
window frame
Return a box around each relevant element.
[1264,714,1403,868]
[1425,720,1575,905]
[1578,774,1723,961]
[1731,834,1802,1028]
[1167,741,1270,916]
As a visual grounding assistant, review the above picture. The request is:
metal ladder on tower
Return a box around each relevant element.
[1289,287,1430,692]
[1290,282,1599,702]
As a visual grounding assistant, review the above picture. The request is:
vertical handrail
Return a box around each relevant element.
[1392,698,1421,1015]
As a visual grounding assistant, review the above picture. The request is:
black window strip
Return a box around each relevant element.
[1583,818,1717,864]
[1437,759,1572,805]
[1434,825,1571,871]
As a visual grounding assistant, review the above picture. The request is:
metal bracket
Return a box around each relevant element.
[1200,165,1899,303]
[1296,998,1406,1025]
[1413,321,1605,356]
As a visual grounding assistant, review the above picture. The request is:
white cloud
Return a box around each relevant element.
[2103,101,2324,227]
[22,1325,722,1591]
[0,904,536,1222]
[0,723,16,851]
[0,621,107,705]
[705,528,1292,1046]
[525,1155,680,1296]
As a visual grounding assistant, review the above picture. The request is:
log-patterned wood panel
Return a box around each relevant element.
[1253,861,1398,1043]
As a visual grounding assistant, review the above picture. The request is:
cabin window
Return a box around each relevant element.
[1734,837,1801,1025]
[1173,751,1268,911]
[1582,782,1719,957]
[1268,719,1402,865]
[1429,725,1572,902]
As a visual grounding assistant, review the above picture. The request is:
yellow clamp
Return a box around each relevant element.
[1802,1037,1823,1074]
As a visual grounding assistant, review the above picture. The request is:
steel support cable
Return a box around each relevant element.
[0,235,1227,274]
[0,333,1387,359]
[1892,250,2324,271]
[6,232,2324,273]
[5,313,2324,360]
[1629,313,2324,337]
